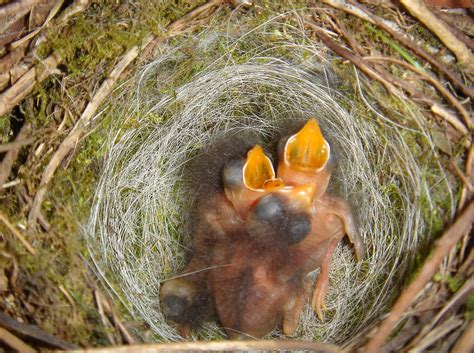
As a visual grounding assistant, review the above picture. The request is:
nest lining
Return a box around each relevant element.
[86,15,455,344]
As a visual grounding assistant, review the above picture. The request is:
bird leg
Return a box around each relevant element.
[311,237,340,321]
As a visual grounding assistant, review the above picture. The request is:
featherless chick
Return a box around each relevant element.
[160,119,365,338]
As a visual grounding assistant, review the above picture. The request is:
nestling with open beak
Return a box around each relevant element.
[160,119,365,338]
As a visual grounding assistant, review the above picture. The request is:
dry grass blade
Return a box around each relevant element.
[0,211,36,255]
[0,53,61,116]
[0,327,35,353]
[0,0,42,32]
[365,201,474,353]
[0,123,31,189]
[0,312,77,350]
[0,137,36,153]
[452,321,474,353]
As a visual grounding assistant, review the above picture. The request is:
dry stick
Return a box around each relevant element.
[0,312,77,350]
[399,0,473,67]
[0,123,31,189]
[94,290,117,345]
[0,0,42,33]
[18,186,51,231]
[138,0,222,64]
[451,162,474,193]
[0,212,36,255]
[27,0,225,228]
[459,143,474,261]
[95,289,136,345]
[331,0,474,100]
[71,340,341,353]
[11,0,64,49]
[363,56,473,131]
[407,277,474,348]
[305,22,401,96]
[308,19,470,144]
[431,104,469,137]
[0,327,35,353]
[0,53,61,116]
[452,320,474,353]
[168,0,222,33]
[0,137,36,153]
[365,201,474,353]
[410,316,463,353]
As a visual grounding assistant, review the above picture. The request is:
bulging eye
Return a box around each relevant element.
[284,213,311,245]
[162,294,190,322]
[252,194,285,222]
[249,194,311,246]
[222,159,245,189]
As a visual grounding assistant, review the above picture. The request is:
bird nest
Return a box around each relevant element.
[86,13,455,346]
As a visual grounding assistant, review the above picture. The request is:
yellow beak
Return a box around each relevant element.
[284,118,330,172]
[243,145,275,191]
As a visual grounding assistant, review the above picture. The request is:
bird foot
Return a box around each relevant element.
[311,278,328,322]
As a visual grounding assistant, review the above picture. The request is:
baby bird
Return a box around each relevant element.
[160,119,365,338]
[278,118,365,320]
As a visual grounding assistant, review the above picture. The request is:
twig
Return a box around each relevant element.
[431,104,469,137]
[11,0,64,49]
[0,53,61,116]
[363,56,473,131]
[0,312,77,350]
[459,144,474,211]
[452,320,474,353]
[0,211,36,255]
[27,0,226,228]
[0,327,35,353]
[305,21,401,95]
[70,340,341,353]
[459,143,474,260]
[399,0,473,67]
[365,201,474,353]
[326,12,366,56]
[331,0,474,100]
[407,278,474,348]
[96,290,135,345]
[0,123,31,191]
[0,137,36,153]
[138,0,223,64]
[409,316,463,353]
[0,0,42,33]
[94,290,117,345]
[451,162,474,193]
[168,0,222,33]
[18,186,51,231]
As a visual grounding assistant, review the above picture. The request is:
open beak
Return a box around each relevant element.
[283,118,330,172]
[243,145,275,190]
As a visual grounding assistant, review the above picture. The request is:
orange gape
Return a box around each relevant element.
[160,119,365,338]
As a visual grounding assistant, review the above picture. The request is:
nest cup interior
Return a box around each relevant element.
[86,19,454,344]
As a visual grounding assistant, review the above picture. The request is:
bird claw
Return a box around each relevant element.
[311,282,327,322]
